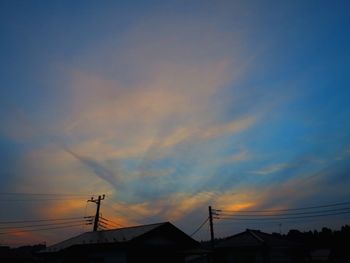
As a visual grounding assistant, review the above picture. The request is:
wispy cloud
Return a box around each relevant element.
[1,5,289,241]
[334,146,350,161]
[251,163,290,175]
[224,149,250,163]
[63,147,123,190]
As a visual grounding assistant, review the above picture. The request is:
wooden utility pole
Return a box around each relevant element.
[88,195,105,231]
[209,206,215,249]
[208,206,216,263]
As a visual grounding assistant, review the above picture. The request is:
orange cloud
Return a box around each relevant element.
[1,228,46,247]
[252,163,290,175]
[7,10,266,245]
[226,149,250,163]
[162,192,215,220]
[200,116,256,139]
[44,199,87,218]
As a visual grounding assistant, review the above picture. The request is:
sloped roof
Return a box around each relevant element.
[216,229,298,248]
[45,222,168,252]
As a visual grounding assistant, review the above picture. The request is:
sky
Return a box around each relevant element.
[1,0,350,246]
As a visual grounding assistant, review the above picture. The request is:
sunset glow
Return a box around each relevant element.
[1,0,350,246]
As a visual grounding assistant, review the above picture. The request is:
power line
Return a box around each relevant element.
[99,220,119,228]
[0,198,88,202]
[0,219,91,230]
[0,192,95,197]
[0,222,88,235]
[100,216,124,227]
[98,225,110,230]
[98,220,116,230]
[190,217,209,237]
[0,216,86,224]
[0,193,94,202]
[214,201,350,213]
[99,222,117,228]
[217,207,350,217]
[216,210,350,221]
[98,221,110,229]
[215,220,289,227]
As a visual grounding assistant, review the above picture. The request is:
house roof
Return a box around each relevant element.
[45,222,169,252]
[216,229,298,248]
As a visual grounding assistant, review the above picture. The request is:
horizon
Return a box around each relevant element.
[1,0,350,247]
[2,219,350,248]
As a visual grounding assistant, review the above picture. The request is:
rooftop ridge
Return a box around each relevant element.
[92,221,169,233]
[44,221,171,252]
[247,229,264,243]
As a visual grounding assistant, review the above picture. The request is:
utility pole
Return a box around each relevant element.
[209,206,215,263]
[209,206,215,249]
[88,195,105,231]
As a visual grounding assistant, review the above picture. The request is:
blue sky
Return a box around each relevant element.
[1,0,350,246]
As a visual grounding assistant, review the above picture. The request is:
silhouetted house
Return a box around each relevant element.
[0,244,45,263]
[41,222,203,263]
[308,249,331,262]
[214,229,304,263]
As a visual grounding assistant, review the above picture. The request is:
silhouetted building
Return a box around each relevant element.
[308,249,331,262]
[41,222,203,263]
[0,244,45,263]
[214,229,304,263]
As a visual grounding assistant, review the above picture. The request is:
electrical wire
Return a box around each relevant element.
[0,192,96,197]
[0,222,89,235]
[98,225,109,230]
[0,192,97,238]
[0,193,96,202]
[99,219,118,227]
[0,216,86,224]
[216,207,350,217]
[100,222,119,229]
[0,198,88,202]
[0,219,91,230]
[0,192,95,202]
[98,222,111,230]
[82,201,91,232]
[216,210,350,221]
[214,201,350,213]
[100,216,123,227]
[190,217,209,237]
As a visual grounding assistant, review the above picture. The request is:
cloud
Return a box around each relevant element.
[200,117,256,139]
[226,149,250,163]
[252,163,290,175]
[26,14,262,207]
[0,105,39,141]
[59,60,236,160]
[2,1,350,246]
[2,7,271,244]
[13,144,116,199]
[160,192,216,220]
[334,146,350,161]
[63,147,123,190]
[43,199,88,219]
[158,116,256,149]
